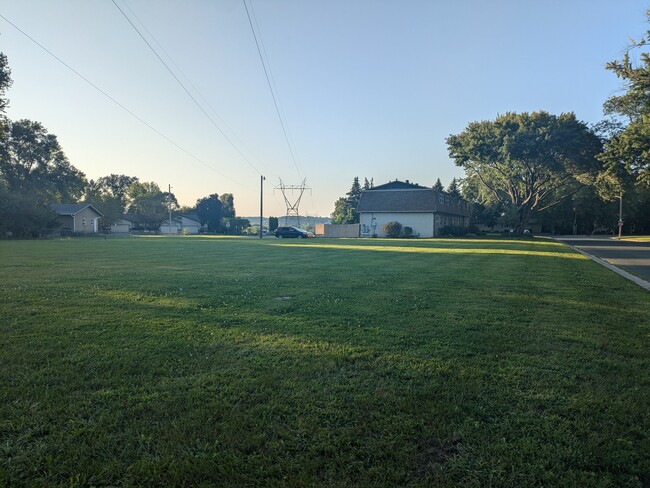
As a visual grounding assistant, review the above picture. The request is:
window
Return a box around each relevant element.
[82,218,87,226]
[438,194,444,204]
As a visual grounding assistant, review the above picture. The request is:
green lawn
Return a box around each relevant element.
[1,236,648,487]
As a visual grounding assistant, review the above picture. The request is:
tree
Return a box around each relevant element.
[0,54,87,237]
[433,178,444,192]
[219,193,235,218]
[269,216,279,231]
[126,182,175,230]
[331,197,354,224]
[330,177,364,224]
[447,178,461,198]
[599,11,650,186]
[196,194,222,232]
[223,217,250,235]
[84,174,139,229]
[363,178,371,190]
[2,119,86,202]
[447,111,602,233]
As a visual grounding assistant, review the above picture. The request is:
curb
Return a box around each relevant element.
[554,239,650,292]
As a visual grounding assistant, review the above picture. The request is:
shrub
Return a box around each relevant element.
[402,226,414,238]
[382,221,402,238]
[438,225,468,237]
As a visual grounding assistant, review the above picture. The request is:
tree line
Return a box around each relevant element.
[0,52,248,237]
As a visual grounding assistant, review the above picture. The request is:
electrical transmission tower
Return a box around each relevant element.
[275,178,311,227]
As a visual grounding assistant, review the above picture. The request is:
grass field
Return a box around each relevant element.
[1,236,649,487]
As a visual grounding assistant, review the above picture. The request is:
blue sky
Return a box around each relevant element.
[0,0,646,217]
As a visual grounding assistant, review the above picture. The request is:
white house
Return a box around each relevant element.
[177,214,203,234]
[160,214,204,235]
[111,215,136,234]
[357,180,470,237]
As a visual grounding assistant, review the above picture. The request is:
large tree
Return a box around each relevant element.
[599,11,650,186]
[84,174,139,229]
[331,177,363,224]
[447,111,602,233]
[126,182,176,230]
[219,193,236,218]
[196,194,223,232]
[2,119,86,202]
[0,53,86,236]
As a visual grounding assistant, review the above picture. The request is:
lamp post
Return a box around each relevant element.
[168,184,173,236]
[617,193,623,239]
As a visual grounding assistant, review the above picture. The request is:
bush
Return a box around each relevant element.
[382,221,402,238]
[438,225,469,237]
[402,226,414,238]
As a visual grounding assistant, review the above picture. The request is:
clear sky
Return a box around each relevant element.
[0,0,646,217]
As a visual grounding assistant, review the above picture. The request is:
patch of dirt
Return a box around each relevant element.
[274,296,292,301]
[412,436,461,478]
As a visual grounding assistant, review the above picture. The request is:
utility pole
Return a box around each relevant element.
[168,184,173,236]
[617,193,623,239]
[260,175,265,239]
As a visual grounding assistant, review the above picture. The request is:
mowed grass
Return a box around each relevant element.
[0,236,649,487]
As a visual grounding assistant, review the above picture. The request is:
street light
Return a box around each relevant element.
[617,193,623,239]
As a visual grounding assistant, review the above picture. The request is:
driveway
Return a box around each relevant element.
[554,236,650,282]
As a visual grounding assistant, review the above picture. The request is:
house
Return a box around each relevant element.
[357,180,470,237]
[160,214,204,235]
[110,214,137,234]
[51,203,103,234]
[177,214,203,234]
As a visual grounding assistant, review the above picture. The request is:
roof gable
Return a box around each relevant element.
[357,189,470,216]
[51,203,104,217]
[369,180,428,190]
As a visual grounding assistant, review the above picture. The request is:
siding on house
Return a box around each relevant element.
[51,204,103,234]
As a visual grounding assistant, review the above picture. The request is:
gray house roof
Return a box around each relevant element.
[51,203,104,217]
[357,188,470,217]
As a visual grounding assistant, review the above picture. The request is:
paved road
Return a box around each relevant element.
[554,236,650,282]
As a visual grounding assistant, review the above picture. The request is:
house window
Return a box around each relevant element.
[82,218,87,226]
[438,194,444,204]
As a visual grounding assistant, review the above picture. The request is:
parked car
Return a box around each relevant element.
[274,226,315,238]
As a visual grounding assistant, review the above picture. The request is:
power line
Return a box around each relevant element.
[111,0,264,176]
[0,13,255,192]
[119,0,269,176]
[242,0,303,181]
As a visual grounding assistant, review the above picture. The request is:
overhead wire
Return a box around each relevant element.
[242,0,303,181]
[118,0,269,178]
[111,0,264,176]
[0,13,255,192]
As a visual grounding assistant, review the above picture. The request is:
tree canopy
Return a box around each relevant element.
[331,176,364,224]
[447,111,602,233]
[196,194,223,232]
[0,53,86,236]
[126,182,176,230]
[599,11,650,186]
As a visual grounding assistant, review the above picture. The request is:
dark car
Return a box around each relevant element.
[274,226,315,238]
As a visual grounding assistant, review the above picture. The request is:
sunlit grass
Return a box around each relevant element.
[620,235,650,242]
[1,236,648,487]
[270,241,585,259]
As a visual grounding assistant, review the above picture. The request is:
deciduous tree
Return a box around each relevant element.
[447,111,602,233]
[196,193,222,232]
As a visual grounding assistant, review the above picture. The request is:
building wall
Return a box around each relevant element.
[57,208,101,233]
[315,223,359,238]
[111,220,132,234]
[160,222,181,235]
[360,212,435,237]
